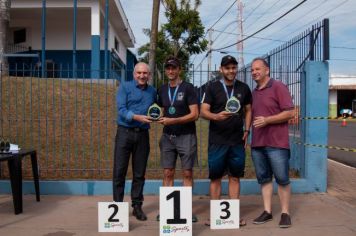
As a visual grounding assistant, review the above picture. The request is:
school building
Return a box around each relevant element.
[7,0,137,80]
[329,74,356,117]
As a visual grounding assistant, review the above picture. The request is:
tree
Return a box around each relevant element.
[138,0,208,82]
[148,0,160,81]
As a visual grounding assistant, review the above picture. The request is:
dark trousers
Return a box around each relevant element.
[113,126,150,206]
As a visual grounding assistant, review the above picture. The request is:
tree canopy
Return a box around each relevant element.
[138,0,208,80]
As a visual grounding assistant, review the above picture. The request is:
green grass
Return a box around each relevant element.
[0,76,297,180]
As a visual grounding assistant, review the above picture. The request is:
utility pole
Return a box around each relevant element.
[236,0,244,68]
[0,0,10,75]
[148,0,160,84]
[207,29,213,81]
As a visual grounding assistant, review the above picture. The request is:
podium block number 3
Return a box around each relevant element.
[210,199,240,230]
[220,201,231,219]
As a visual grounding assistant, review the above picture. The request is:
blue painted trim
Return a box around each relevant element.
[301,61,329,192]
[91,35,100,78]
[73,0,77,78]
[0,178,319,196]
[41,0,46,78]
[104,0,109,79]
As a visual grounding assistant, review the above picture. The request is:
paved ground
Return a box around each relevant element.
[0,160,355,236]
[328,121,356,167]
[327,159,356,206]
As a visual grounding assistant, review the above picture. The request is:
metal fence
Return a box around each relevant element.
[238,18,329,135]
[0,19,329,180]
[0,66,213,180]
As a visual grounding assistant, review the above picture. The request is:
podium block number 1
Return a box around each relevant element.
[166,190,187,224]
[160,187,192,236]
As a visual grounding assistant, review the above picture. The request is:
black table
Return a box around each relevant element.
[0,149,40,214]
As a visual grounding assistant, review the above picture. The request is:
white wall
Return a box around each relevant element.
[10,8,91,50]
[10,1,131,65]
[330,75,356,86]
[329,90,337,105]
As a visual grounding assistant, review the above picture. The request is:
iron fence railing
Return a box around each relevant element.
[0,19,329,180]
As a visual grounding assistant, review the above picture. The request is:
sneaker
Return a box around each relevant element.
[204,219,210,226]
[156,214,160,221]
[279,213,291,228]
[240,218,247,227]
[253,211,273,224]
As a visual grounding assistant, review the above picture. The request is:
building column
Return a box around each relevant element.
[329,90,337,117]
[91,2,100,78]
[301,61,329,192]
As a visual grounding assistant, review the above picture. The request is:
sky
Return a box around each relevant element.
[121,0,356,77]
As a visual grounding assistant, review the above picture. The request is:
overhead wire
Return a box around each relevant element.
[244,0,287,31]
[205,0,237,33]
[246,0,334,53]
[213,0,308,51]
[191,0,237,65]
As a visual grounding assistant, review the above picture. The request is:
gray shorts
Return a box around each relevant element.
[159,133,197,169]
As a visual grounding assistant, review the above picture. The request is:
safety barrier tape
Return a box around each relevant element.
[295,142,356,153]
[299,117,355,120]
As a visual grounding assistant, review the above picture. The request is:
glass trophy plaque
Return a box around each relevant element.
[147,103,162,121]
[225,97,241,113]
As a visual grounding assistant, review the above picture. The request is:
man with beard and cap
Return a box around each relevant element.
[200,55,252,226]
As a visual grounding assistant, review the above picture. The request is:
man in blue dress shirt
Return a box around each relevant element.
[113,62,156,221]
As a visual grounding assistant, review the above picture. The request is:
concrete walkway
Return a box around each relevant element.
[0,160,355,236]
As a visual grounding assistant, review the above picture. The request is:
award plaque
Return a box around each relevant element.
[225,96,241,113]
[147,103,162,121]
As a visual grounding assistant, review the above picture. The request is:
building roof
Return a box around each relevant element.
[329,75,356,90]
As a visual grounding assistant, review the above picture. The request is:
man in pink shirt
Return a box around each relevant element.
[250,58,294,228]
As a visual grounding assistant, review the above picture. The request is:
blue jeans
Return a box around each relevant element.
[251,147,290,186]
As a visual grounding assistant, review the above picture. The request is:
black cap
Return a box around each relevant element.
[220,55,238,66]
[165,56,180,68]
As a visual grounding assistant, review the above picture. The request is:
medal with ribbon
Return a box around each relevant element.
[168,84,179,115]
[220,79,241,113]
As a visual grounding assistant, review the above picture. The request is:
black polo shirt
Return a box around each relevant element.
[158,81,198,135]
[202,78,252,145]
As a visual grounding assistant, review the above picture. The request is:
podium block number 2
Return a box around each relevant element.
[108,204,120,222]
[160,187,192,236]
[98,202,129,232]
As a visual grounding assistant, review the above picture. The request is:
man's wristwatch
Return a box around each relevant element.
[244,130,250,134]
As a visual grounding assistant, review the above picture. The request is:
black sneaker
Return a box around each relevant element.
[156,214,160,221]
[192,215,198,223]
[279,213,291,228]
[253,211,273,224]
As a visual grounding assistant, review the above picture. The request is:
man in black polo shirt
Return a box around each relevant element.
[201,55,252,226]
[157,56,199,222]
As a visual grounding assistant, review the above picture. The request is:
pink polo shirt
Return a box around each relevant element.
[251,79,294,149]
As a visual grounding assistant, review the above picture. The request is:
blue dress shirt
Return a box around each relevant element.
[116,79,156,129]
